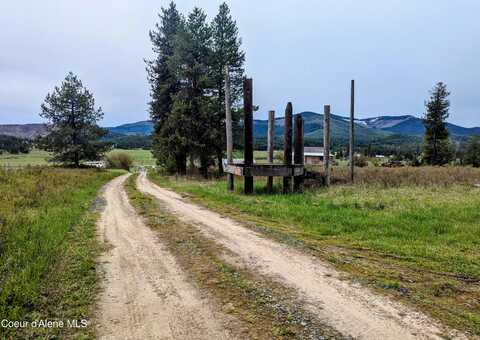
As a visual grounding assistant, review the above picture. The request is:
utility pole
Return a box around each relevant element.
[349,80,355,183]
[225,66,234,191]
[324,105,331,187]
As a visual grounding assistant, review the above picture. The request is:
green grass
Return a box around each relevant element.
[0,149,50,166]
[106,149,155,167]
[148,172,480,335]
[0,167,122,338]
[0,148,156,167]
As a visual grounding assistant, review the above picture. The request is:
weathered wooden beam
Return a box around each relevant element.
[349,79,355,183]
[283,102,293,194]
[224,164,304,177]
[266,110,275,193]
[244,78,254,194]
[225,66,234,191]
[324,105,331,187]
[293,115,304,192]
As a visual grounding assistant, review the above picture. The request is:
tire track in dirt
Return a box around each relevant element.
[137,172,466,340]
[95,174,235,340]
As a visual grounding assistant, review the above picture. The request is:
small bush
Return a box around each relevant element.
[106,152,134,171]
[354,155,368,167]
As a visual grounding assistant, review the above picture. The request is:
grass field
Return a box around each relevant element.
[0,149,50,166]
[107,149,155,167]
[148,168,480,336]
[0,167,123,338]
[0,148,156,167]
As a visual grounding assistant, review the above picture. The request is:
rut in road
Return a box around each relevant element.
[96,174,235,340]
[137,172,465,340]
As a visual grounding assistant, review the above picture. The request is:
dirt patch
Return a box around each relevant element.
[126,174,342,339]
[137,172,467,339]
[95,174,234,339]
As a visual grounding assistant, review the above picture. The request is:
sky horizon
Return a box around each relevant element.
[1,0,479,127]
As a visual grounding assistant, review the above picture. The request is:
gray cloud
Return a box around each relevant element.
[1,0,479,127]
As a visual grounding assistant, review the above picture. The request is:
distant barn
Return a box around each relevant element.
[303,147,333,165]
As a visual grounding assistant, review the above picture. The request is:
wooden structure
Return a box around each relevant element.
[266,110,275,193]
[293,115,304,192]
[323,105,331,186]
[283,103,293,193]
[222,75,351,194]
[349,79,355,182]
[224,78,306,194]
[225,66,234,191]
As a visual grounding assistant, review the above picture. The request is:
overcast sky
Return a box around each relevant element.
[1,0,479,127]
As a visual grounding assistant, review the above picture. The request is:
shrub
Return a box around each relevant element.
[106,152,134,171]
[354,155,368,167]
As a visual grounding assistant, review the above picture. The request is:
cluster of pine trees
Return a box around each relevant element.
[0,135,31,154]
[146,2,245,176]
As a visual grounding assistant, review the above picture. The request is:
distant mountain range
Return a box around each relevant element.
[358,115,480,138]
[1,113,478,148]
[0,123,47,139]
[106,120,154,136]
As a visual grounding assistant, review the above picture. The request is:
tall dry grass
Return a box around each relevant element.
[326,166,480,187]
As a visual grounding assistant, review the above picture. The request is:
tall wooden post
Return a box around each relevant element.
[324,105,331,187]
[283,102,293,194]
[244,78,254,194]
[225,66,234,191]
[349,80,355,183]
[267,110,275,193]
[293,115,304,192]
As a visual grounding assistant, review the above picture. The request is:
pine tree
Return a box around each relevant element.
[168,7,215,177]
[39,72,108,167]
[146,2,184,173]
[422,82,453,165]
[211,3,245,172]
[464,135,480,167]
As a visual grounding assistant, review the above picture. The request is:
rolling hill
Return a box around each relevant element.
[1,113,477,154]
[359,115,480,138]
[253,111,396,147]
[0,124,47,139]
[106,120,154,136]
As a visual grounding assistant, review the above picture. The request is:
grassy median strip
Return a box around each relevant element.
[125,174,343,339]
[148,171,480,336]
[0,167,122,339]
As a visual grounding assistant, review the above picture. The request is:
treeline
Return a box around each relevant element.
[0,135,31,154]
[105,134,152,150]
[146,1,245,176]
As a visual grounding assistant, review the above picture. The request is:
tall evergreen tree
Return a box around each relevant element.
[211,3,245,172]
[146,2,185,173]
[464,135,480,167]
[39,72,108,167]
[422,82,453,165]
[166,7,216,177]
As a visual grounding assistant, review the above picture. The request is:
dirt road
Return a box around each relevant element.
[96,174,234,340]
[137,172,464,340]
